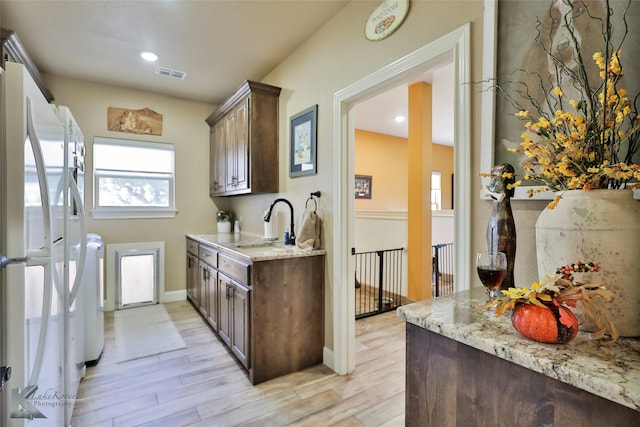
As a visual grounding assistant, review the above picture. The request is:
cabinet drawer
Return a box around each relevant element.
[199,245,218,268]
[187,238,199,255]
[218,253,250,285]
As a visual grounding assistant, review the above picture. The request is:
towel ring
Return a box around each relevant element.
[305,197,318,212]
[305,190,321,213]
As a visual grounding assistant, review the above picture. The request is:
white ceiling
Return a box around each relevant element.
[1,0,453,144]
[354,63,454,145]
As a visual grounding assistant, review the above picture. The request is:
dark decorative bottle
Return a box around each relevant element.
[486,163,516,289]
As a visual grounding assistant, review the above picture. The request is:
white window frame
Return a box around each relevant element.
[92,137,177,219]
[431,171,442,211]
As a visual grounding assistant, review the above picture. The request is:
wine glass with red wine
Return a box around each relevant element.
[476,251,507,298]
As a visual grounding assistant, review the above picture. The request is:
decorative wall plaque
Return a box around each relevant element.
[108,107,163,136]
[364,0,410,41]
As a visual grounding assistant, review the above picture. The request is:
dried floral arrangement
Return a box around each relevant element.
[487,0,640,209]
[478,261,618,344]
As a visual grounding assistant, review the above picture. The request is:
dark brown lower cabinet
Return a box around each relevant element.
[231,281,250,369]
[217,272,249,369]
[198,262,208,318]
[217,274,231,347]
[187,238,325,385]
[205,265,218,331]
[248,255,324,384]
[186,251,199,304]
[405,322,640,427]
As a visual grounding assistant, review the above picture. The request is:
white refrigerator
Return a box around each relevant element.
[1,62,86,426]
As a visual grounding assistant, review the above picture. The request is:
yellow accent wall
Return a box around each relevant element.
[354,130,453,212]
[354,129,408,210]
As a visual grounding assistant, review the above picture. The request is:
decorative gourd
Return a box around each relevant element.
[511,303,578,344]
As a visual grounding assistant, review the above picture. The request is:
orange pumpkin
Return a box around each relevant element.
[511,303,578,344]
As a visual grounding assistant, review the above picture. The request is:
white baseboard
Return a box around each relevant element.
[323,346,334,372]
[164,290,186,303]
[104,290,186,312]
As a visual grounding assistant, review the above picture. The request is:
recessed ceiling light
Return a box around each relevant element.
[394,115,406,123]
[140,51,158,62]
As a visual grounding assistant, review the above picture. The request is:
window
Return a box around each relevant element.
[431,171,442,211]
[93,137,176,219]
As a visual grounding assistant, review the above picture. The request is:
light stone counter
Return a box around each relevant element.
[187,233,326,262]
[397,286,640,412]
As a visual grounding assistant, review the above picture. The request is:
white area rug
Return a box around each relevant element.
[114,304,186,363]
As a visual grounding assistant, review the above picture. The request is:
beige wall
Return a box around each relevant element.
[43,74,218,296]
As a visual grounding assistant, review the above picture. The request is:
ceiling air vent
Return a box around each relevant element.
[155,67,187,80]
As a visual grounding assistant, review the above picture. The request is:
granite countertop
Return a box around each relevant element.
[186,232,326,262]
[397,287,640,412]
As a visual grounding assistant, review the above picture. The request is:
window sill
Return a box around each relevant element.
[91,208,177,220]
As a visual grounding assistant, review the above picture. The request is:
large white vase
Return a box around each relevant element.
[535,189,640,337]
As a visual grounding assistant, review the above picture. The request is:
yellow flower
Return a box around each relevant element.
[546,195,561,210]
[593,51,604,67]
[506,180,522,190]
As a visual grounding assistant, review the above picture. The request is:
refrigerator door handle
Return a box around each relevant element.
[68,172,87,306]
[0,255,29,268]
[24,96,55,387]
[26,96,53,256]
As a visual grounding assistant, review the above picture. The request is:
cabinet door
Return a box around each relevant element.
[232,282,250,369]
[210,121,225,196]
[217,273,232,347]
[224,112,237,192]
[223,97,250,193]
[206,266,218,331]
[187,253,199,304]
[233,98,249,191]
[198,262,209,318]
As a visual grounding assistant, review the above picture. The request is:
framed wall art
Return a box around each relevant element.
[108,106,163,136]
[289,105,318,177]
[480,0,640,200]
[355,175,372,199]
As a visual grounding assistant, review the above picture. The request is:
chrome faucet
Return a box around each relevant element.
[263,198,295,245]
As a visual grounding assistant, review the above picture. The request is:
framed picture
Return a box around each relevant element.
[289,105,318,177]
[355,175,372,199]
[480,0,640,200]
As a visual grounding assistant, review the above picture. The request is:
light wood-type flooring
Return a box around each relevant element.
[72,300,406,426]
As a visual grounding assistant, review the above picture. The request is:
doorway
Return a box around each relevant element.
[353,63,456,306]
[331,24,472,375]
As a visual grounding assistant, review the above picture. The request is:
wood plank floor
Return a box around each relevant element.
[72,300,406,426]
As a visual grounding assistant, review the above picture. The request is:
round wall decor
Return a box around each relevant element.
[364,0,410,41]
